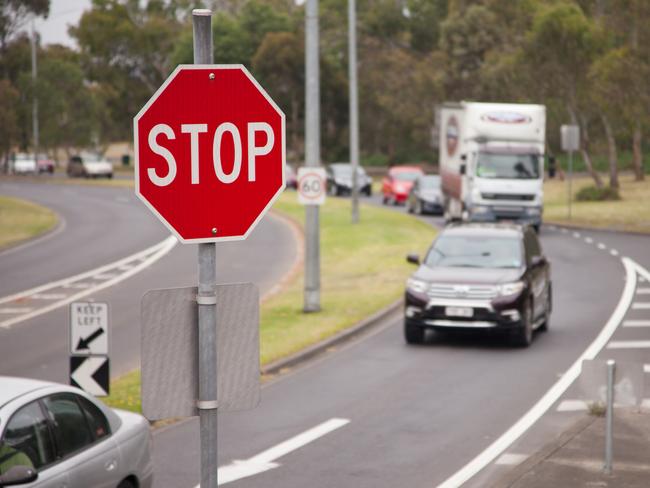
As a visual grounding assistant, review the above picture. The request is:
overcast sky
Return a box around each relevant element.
[34,0,92,48]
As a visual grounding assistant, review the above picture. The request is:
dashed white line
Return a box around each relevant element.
[642,399,650,410]
[556,400,587,412]
[436,257,640,488]
[632,302,650,310]
[584,237,593,244]
[198,418,350,486]
[561,228,568,234]
[495,453,528,466]
[644,364,650,374]
[598,243,607,250]
[63,283,91,289]
[31,293,67,300]
[624,320,650,328]
[636,288,650,295]
[93,273,119,281]
[573,232,581,238]
[610,249,619,256]
[0,307,33,314]
[607,340,650,349]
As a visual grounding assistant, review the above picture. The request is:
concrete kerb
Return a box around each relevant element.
[546,221,650,237]
[262,297,403,376]
[491,415,597,488]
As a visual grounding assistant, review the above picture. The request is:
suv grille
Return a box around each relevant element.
[427,284,498,300]
[481,193,535,201]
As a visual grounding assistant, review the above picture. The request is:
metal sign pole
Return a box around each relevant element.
[192,9,218,488]
[304,0,321,312]
[348,0,360,224]
[568,150,573,220]
[604,359,615,474]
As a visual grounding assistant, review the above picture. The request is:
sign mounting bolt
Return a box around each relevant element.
[209,73,215,80]
[211,228,217,235]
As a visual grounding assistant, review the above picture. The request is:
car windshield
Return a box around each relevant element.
[476,153,540,180]
[332,165,366,176]
[420,176,440,189]
[393,171,421,182]
[425,235,523,269]
[15,154,33,161]
[81,153,102,163]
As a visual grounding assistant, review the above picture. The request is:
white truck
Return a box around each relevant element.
[439,102,546,231]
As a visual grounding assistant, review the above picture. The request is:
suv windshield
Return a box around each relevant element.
[425,235,523,269]
[393,171,421,182]
[420,176,440,189]
[332,165,366,176]
[476,153,540,179]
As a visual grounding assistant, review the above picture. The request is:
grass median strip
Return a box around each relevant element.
[0,195,58,250]
[544,174,650,233]
[104,193,435,413]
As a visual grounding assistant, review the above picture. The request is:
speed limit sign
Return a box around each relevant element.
[298,167,327,205]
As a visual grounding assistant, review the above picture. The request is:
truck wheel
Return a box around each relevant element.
[404,322,425,344]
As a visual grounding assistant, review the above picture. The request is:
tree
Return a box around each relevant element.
[0,79,19,171]
[0,0,48,54]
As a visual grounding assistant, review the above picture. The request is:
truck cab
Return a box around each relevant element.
[440,102,546,231]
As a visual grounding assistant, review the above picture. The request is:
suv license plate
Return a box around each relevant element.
[445,307,473,318]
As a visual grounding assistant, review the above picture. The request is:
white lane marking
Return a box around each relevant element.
[0,308,33,314]
[436,257,640,488]
[584,237,593,244]
[632,302,650,310]
[0,236,177,329]
[31,293,67,300]
[644,364,650,374]
[196,418,350,486]
[637,288,650,294]
[610,249,619,256]
[548,225,556,231]
[63,283,91,289]
[573,232,581,238]
[607,340,650,349]
[598,243,607,250]
[624,320,650,327]
[561,228,568,234]
[642,399,650,410]
[556,400,588,412]
[93,273,118,280]
[495,453,528,466]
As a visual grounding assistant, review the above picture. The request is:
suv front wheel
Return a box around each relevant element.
[404,321,425,345]
[511,300,533,348]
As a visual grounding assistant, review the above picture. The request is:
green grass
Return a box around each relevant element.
[0,195,58,249]
[544,173,650,233]
[104,192,435,413]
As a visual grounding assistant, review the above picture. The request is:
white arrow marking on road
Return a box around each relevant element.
[71,357,108,396]
[196,418,350,487]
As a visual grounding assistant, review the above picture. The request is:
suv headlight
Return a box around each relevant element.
[406,278,429,294]
[497,281,525,297]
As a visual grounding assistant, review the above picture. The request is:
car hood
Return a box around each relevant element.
[85,161,112,172]
[413,265,523,285]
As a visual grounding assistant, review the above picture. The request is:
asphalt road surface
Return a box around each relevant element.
[0,181,297,380]
[152,195,649,488]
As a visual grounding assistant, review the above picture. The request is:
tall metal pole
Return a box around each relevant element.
[193,9,218,488]
[31,19,39,165]
[348,0,360,224]
[304,0,321,312]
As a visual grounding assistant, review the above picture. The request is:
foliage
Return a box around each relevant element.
[575,185,621,202]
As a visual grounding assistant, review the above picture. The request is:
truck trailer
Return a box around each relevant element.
[439,102,546,231]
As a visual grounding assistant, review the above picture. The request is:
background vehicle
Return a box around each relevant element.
[36,155,54,174]
[0,376,153,488]
[326,163,372,196]
[407,175,443,215]
[439,102,546,231]
[67,153,113,179]
[404,223,551,347]
[10,154,37,175]
[381,166,423,205]
[285,164,297,189]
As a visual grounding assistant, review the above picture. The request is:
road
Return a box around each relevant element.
[0,181,297,380]
[152,195,650,488]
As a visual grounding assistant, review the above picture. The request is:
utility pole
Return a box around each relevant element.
[31,19,39,165]
[192,9,219,488]
[304,0,321,312]
[348,0,360,224]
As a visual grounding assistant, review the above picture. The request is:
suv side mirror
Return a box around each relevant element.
[459,163,466,175]
[0,466,38,486]
[406,253,420,265]
[531,255,545,267]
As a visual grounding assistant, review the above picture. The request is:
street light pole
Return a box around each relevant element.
[31,19,39,165]
[348,0,360,224]
[304,0,321,312]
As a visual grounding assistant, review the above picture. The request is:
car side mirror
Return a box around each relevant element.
[531,255,545,267]
[459,163,466,175]
[406,253,420,265]
[0,466,38,486]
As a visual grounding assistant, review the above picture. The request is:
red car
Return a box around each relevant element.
[382,166,424,205]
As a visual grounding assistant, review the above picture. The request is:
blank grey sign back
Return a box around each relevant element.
[141,284,260,420]
[580,359,644,407]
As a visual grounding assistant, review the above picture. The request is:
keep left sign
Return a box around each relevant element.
[70,302,109,356]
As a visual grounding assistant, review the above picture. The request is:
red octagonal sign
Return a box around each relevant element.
[134,65,285,243]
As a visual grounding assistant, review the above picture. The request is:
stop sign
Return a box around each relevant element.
[134,65,285,242]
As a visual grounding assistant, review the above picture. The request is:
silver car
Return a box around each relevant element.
[0,377,152,488]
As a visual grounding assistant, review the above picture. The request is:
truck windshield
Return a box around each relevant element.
[425,235,523,269]
[476,153,540,179]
